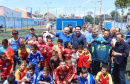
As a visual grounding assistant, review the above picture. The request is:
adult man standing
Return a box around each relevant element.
[83,25,92,40]
[81,24,86,34]
[50,27,72,47]
[112,33,129,84]
[25,28,37,49]
[109,27,116,39]
[72,26,86,48]
[104,30,112,42]
[87,28,106,75]
[8,30,24,69]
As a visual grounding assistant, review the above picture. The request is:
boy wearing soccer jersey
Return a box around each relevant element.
[25,65,37,84]
[64,41,72,60]
[96,65,113,84]
[36,67,53,84]
[66,58,77,83]
[77,45,84,75]
[53,39,64,58]
[25,35,38,46]
[55,60,69,84]
[77,67,95,84]
[0,39,14,63]
[83,46,92,71]
[18,44,30,61]
[28,44,44,75]
[15,61,27,83]
[0,52,13,83]
[44,37,54,67]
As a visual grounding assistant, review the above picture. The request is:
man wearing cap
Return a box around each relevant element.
[25,28,37,49]
[8,30,24,69]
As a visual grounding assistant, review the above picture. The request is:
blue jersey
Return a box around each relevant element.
[90,40,112,63]
[0,47,6,53]
[3,79,18,84]
[28,50,44,74]
[10,38,20,53]
[77,73,95,84]
[36,71,53,84]
[25,72,37,84]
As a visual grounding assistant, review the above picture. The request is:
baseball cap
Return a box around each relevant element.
[12,30,18,34]
[30,28,34,30]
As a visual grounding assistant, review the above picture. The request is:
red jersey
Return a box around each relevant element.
[0,59,13,79]
[55,66,69,81]
[36,42,46,54]
[64,48,72,60]
[44,44,54,59]
[96,72,112,84]
[77,51,84,67]
[83,53,90,68]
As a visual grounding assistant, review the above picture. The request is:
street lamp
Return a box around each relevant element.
[44,1,52,21]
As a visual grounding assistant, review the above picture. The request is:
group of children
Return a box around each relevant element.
[0,30,113,84]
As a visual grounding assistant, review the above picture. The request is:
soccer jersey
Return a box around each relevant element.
[0,47,14,62]
[28,50,44,74]
[3,79,18,84]
[36,42,46,54]
[55,66,69,82]
[77,51,84,67]
[64,48,72,60]
[77,72,95,84]
[25,71,37,84]
[27,40,38,46]
[18,48,30,59]
[15,67,27,81]
[0,59,13,81]
[96,72,112,84]
[71,53,79,66]
[10,37,21,53]
[53,45,64,58]
[83,53,91,68]
[36,71,53,84]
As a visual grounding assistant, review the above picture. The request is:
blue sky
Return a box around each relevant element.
[0,0,129,17]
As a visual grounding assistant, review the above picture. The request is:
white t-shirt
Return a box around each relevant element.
[43,31,55,44]
[71,53,79,66]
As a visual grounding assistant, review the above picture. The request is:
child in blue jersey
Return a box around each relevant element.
[3,74,19,84]
[28,44,44,75]
[25,64,37,84]
[36,67,54,84]
[77,67,95,84]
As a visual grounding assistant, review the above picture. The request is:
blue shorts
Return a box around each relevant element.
[14,55,21,66]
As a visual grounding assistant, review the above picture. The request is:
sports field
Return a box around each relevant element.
[0,28,130,83]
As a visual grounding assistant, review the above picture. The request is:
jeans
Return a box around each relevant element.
[93,61,100,75]
[113,61,127,84]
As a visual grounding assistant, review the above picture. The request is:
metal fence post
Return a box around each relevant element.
[21,18,22,30]
[14,17,15,30]
[27,18,28,29]
[4,16,6,32]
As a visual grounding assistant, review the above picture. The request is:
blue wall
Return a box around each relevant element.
[56,18,84,30]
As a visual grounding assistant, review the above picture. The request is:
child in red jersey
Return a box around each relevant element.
[66,58,77,83]
[36,35,46,69]
[44,37,54,67]
[64,41,72,60]
[83,46,92,71]
[18,44,30,61]
[55,60,69,84]
[96,65,113,84]
[0,52,13,83]
[77,45,84,75]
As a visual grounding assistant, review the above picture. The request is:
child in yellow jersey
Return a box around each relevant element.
[96,65,113,84]
[25,35,38,46]
[18,44,30,62]
[15,61,27,83]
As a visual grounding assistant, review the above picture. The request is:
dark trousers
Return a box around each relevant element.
[113,61,126,84]
[77,67,82,75]
[93,61,100,75]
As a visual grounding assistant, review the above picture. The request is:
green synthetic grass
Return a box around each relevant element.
[0,28,130,83]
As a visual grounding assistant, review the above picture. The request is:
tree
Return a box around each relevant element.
[49,18,53,21]
[83,15,94,24]
[95,17,100,25]
[110,10,119,21]
[44,13,48,16]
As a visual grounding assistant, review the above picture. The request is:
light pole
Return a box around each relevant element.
[44,1,52,21]
[114,4,120,27]
[26,6,32,28]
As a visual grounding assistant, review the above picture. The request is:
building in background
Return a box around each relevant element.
[0,6,22,18]
[44,12,56,21]
[14,8,32,18]
[32,11,43,19]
